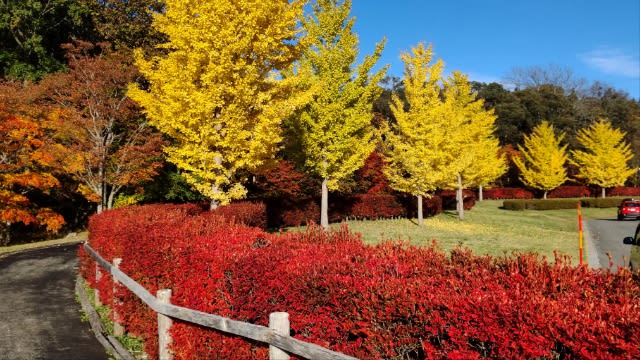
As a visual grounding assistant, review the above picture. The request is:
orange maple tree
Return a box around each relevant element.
[37,41,165,212]
[0,86,65,245]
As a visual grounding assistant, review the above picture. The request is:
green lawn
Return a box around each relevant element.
[324,199,616,264]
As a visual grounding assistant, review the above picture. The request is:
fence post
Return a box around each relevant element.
[157,289,173,360]
[269,312,290,360]
[112,258,124,337]
[95,262,102,307]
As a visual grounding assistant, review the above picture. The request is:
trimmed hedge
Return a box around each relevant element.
[548,186,591,199]
[440,189,477,210]
[581,197,625,208]
[487,186,640,200]
[609,186,640,197]
[265,194,444,228]
[483,187,534,200]
[81,204,640,360]
[504,197,624,210]
[214,201,267,229]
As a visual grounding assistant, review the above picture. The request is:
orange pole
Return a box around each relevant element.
[577,203,583,265]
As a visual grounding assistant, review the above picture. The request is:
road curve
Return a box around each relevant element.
[585,217,638,271]
[0,244,108,360]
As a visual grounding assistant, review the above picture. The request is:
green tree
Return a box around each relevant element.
[472,81,527,146]
[571,119,636,197]
[513,121,569,199]
[81,0,166,52]
[384,43,453,225]
[129,0,308,209]
[289,0,386,228]
[0,0,93,80]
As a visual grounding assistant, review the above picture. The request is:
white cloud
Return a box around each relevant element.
[580,48,640,78]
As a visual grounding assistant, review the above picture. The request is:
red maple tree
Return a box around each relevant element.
[37,41,165,212]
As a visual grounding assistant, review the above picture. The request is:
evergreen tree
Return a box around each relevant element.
[572,119,636,197]
[513,121,569,199]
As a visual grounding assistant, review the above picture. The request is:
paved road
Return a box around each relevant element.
[0,244,108,360]
[585,217,638,271]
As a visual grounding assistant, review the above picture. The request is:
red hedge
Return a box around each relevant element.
[609,186,640,197]
[81,204,640,359]
[548,186,592,198]
[439,189,477,210]
[214,201,267,229]
[266,194,408,228]
[483,187,535,199]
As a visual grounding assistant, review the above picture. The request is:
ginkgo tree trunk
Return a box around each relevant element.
[571,119,636,198]
[289,0,386,229]
[129,0,309,209]
[513,121,569,199]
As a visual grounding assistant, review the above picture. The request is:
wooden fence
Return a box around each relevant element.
[83,243,357,360]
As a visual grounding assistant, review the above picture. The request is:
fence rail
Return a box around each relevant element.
[83,243,357,360]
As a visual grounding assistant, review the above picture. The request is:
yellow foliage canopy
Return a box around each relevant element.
[129,0,308,207]
[513,121,569,195]
[571,119,636,188]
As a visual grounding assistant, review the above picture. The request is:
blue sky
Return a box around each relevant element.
[349,0,640,99]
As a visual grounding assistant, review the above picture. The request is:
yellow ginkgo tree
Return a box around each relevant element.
[128,0,308,209]
[288,0,387,229]
[384,43,503,223]
[384,43,454,225]
[513,121,569,199]
[571,119,636,198]
[441,72,506,219]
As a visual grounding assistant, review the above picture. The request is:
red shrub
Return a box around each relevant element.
[253,160,309,198]
[399,194,443,218]
[483,187,534,199]
[440,189,477,210]
[329,194,406,222]
[548,186,591,198]
[265,198,320,228]
[81,204,640,360]
[355,152,391,194]
[267,195,407,228]
[214,201,267,229]
[609,186,640,197]
[349,194,405,219]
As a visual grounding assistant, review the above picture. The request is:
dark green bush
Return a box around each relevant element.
[581,197,623,208]
[504,197,625,211]
[503,200,526,210]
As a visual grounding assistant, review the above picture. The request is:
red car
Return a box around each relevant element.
[618,199,640,220]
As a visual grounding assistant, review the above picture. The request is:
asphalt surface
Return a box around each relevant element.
[585,217,638,271]
[0,244,108,360]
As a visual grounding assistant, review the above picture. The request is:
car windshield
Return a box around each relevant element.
[624,202,640,207]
